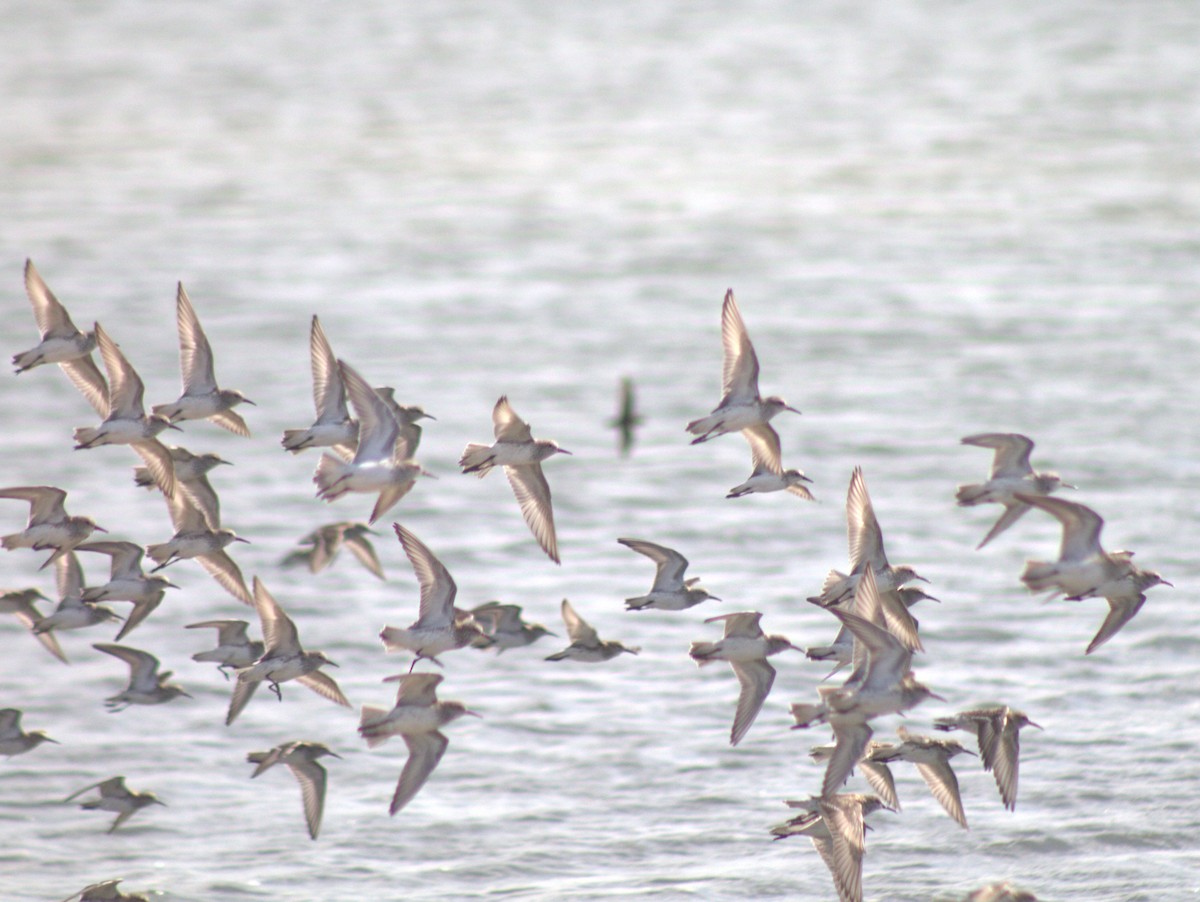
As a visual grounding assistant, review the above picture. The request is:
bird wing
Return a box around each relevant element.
[394,524,456,626]
[729,660,776,746]
[821,721,874,800]
[60,356,109,417]
[504,462,559,564]
[390,731,449,815]
[719,289,761,403]
[846,467,888,572]
[77,540,144,579]
[181,475,221,528]
[386,672,444,707]
[94,643,159,691]
[95,322,145,418]
[1016,493,1105,562]
[338,359,400,463]
[254,578,300,654]
[297,671,352,707]
[310,316,350,422]
[175,283,218,394]
[1086,593,1147,655]
[225,678,260,726]
[55,551,85,601]
[961,432,1034,479]
[617,538,688,589]
[25,259,80,338]
[560,599,599,646]
[132,439,177,498]
[209,408,251,438]
[704,610,765,639]
[915,760,968,828]
[286,755,329,840]
[743,422,784,476]
[975,501,1031,550]
[342,529,383,578]
[492,396,534,442]
[197,549,253,606]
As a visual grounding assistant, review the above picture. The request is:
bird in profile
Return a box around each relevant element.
[71,322,179,497]
[185,619,264,678]
[545,598,639,662]
[76,541,178,641]
[869,725,974,829]
[809,741,900,811]
[726,422,814,500]
[133,445,231,525]
[145,488,251,604]
[358,672,479,816]
[0,485,106,570]
[0,707,59,757]
[226,578,350,725]
[93,644,191,711]
[468,601,554,652]
[1,588,67,663]
[686,289,800,444]
[64,776,165,833]
[12,259,108,416]
[281,521,383,579]
[459,395,571,564]
[151,282,254,435]
[313,359,431,524]
[281,315,357,454]
[32,551,122,639]
[689,611,798,745]
[956,433,1074,549]
[379,524,489,669]
[770,792,890,902]
[934,705,1041,811]
[246,740,341,840]
[374,386,434,457]
[607,376,643,456]
[59,878,150,902]
[618,537,719,611]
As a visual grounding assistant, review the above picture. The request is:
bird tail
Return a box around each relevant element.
[72,426,102,448]
[1019,561,1057,591]
[624,595,653,611]
[955,483,989,506]
[313,453,353,499]
[458,443,495,476]
[281,428,313,453]
[358,705,392,748]
[688,641,719,664]
[145,543,173,565]
[1,533,27,550]
[132,466,156,489]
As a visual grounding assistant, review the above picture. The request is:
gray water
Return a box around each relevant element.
[2,2,1199,900]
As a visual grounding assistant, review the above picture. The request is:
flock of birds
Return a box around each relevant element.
[2,262,1171,902]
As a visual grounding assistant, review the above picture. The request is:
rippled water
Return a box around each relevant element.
[2,2,1199,900]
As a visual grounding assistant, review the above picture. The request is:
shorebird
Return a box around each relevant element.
[313,359,430,524]
[467,601,554,652]
[374,386,434,457]
[281,522,383,579]
[1016,493,1140,599]
[151,282,254,435]
[226,578,350,725]
[809,741,901,810]
[726,423,814,500]
[607,376,643,456]
[1,588,67,663]
[77,541,178,641]
[246,740,341,840]
[459,395,571,564]
[1078,566,1171,654]
[12,259,108,416]
[689,611,798,745]
[934,705,1041,811]
[870,725,973,828]
[0,485,106,570]
[545,599,639,662]
[133,446,231,525]
[93,644,191,711]
[617,537,720,611]
[358,672,479,815]
[71,322,178,497]
[32,551,122,639]
[281,315,357,453]
[0,707,59,757]
[379,525,488,669]
[808,467,928,607]
[64,776,165,833]
[60,878,150,902]
[805,587,937,676]
[957,433,1074,549]
[146,488,251,605]
[185,619,264,677]
[770,793,889,902]
[686,289,799,444]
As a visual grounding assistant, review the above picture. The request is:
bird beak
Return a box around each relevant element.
[557,448,573,455]
[1027,720,1044,730]
[928,691,947,703]
[1161,579,1174,587]
[165,581,180,589]
[326,660,340,667]
[786,405,802,415]
[962,748,978,757]
[1061,483,1077,489]
[181,690,194,699]
[234,536,251,544]
[423,413,437,421]
[464,710,483,718]
[168,422,184,431]
[420,469,438,479]
[708,596,722,603]
[328,750,344,759]
[44,735,61,744]
[913,575,931,584]
[243,398,257,406]
[94,525,109,534]
[155,799,168,806]
[218,458,234,466]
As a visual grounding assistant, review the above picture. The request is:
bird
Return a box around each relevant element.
[32,551,122,639]
[145,487,251,604]
[1079,566,1172,655]
[869,725,974,828]
[133,445,231,526]
[545,599,639,662]
[726,423,814,500]
[617,537,720,611]
[312,359,431,524]
[12,259,108,416]
[458,395,571,564]
[226,578,350,725]
[805,587,937,677]
[809,741,901,810]
[808,467,928,607]
[374,386,434,457]
[358,672,479,815]
[76,541,178,641]
[281,315,357,454]
[934,706,1041,811]
[1016,493,1140,599]
[467,601,554,652]
[607,376,643,456]
[246,740,341,840]
[0,587,67,663]
[59,878,150,902]
[0,485,106,570]
[281,522,383,579]
[71,322,179,497]
[685,289,800,444]
[0,707,59,757]
[64,776,165,833]
[378,525,489,669]
[689,611,798,745]
[185,619,264,677]
[93,643,191,711]
[956,433,1074,549]
[151,282,254,435]
[770,793,890,902]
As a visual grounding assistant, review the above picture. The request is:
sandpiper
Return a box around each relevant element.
[686,289,800,444]
[770,793,889,902]
[374,386,434,457]
[185,619,264,677]
[146,488,251,604]
[77,541,177,641]
[726,423,814,500]
[64,776,165,833]
[151,282,254,435]
[459,395,571,564]
[281,315,358,454]
[870,725,974,828]
[933,705,1041,811]
[468,601,554,651]
[246,740,341,840]
[0,707,59,757]
[133,445,231,526]
[0,485,106,570]
[607,376,643,456]
[281,522,383,579]
[1,587,67,663]
[618,537,720,611]
[60,878,150,901]
[545,599,639,662]
[33,551,122,637]
[93,644,191,711]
